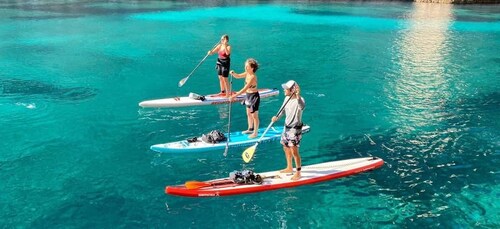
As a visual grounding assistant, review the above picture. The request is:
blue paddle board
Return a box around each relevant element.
[151,125,310,153]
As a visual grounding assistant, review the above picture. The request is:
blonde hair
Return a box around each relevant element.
[246,58,259,73]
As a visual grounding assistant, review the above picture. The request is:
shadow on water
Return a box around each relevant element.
[28,188,151,228]
[493,57,500,64]
[316,91,499,227]
[9,15,82,20]
[292,9,352,17]
[3,44,58,54]
[0,78,97,101]
[291,6,410,20]
[0,1,192,19]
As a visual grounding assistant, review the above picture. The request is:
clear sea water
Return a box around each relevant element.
[1,1,499,228]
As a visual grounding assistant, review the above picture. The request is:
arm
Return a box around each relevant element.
[297,97,305,111]
[295,85,305,110]
[207,44,221,55]
[229,71,246,79]
[224,45,231,56]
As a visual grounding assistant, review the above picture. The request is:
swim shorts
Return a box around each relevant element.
[281,125,303,147]
[244,91,260,113]
[216,58,230,78]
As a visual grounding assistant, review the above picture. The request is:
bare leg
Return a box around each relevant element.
[280,146,293,173]
[245,107,253,133]
[249,111,259,138]
[290,146,302,180]
[222,77,230,97]
[218,75,225,93]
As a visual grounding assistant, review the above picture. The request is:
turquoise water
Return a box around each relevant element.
[1,1,499,228]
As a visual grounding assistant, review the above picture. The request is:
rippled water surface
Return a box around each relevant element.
[0,1,499,228]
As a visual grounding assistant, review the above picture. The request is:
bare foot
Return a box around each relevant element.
[280,168,293,173]
[248,133,257,139]
[291,172,301,180]
[242,130,253,134]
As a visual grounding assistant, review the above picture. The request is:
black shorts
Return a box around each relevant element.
[216,58,230,78]
[244,92,260,113]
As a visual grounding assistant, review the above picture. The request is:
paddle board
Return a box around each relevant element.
[139,88,279,108]
[165,157,384,197]
[151,125,310,153]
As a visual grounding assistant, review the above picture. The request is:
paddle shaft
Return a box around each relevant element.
[255,93,295,145]
[178,41,219,87]
[223,74,234,156]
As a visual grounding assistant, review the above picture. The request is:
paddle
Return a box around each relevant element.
[241,94,295,163]
[223,74,234,157]
[184,180,222,189]
[178,41,220,87]
[185,174,282,190]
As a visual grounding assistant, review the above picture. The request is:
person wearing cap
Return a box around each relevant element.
[207,34,231,97]
[271,80,305,180]
[229,58,260,138]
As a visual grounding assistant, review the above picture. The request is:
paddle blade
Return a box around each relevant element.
[184,180,211,189]
[178,77,188,87]
[242,145,257,163]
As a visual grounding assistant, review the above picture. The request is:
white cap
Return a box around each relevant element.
[281,80,297,90]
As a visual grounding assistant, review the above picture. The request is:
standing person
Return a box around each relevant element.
[207,34,231,96]
[229,58,260,138]
[272,80,305,180]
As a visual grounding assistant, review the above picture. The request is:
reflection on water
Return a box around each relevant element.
[217,102,231,120]
[374,4,499,226]
[385,3,457,217]
[320,103,498,226]
[389,3,454,132]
